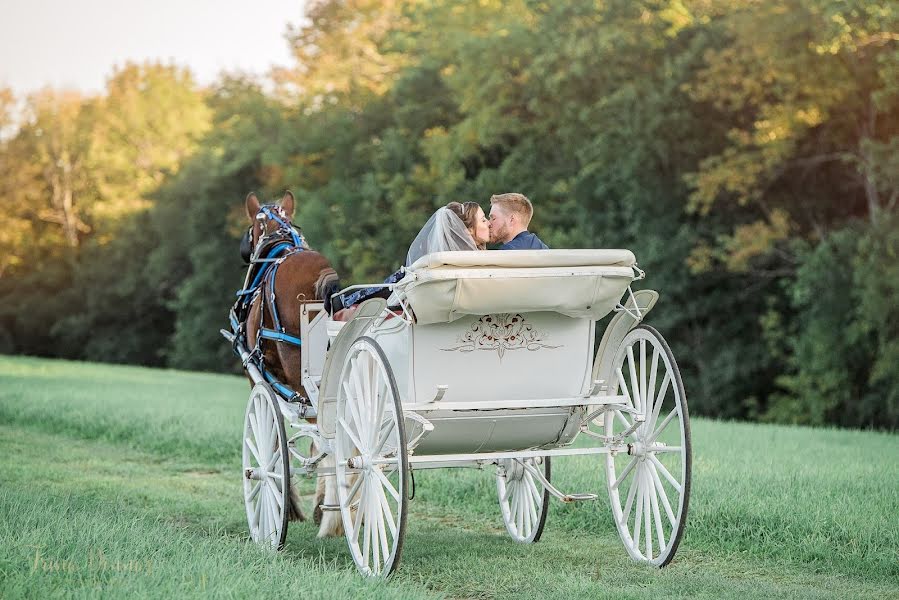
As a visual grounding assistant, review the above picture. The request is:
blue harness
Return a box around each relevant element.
[230,205,307,402]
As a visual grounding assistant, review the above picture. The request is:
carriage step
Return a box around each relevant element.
[319,500,360,512]
[561,493,598,503]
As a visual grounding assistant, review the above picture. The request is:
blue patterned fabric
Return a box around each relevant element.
[340,268,406,309]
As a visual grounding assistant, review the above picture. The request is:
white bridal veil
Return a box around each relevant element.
[405,207,477,266]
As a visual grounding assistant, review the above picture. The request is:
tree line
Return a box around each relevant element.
[1,0,896,429]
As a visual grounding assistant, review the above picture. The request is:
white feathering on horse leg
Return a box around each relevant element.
[317,454,344,538]
[287,483,305,522]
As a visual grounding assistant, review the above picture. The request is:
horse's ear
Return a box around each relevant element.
[245,192,261,221]
[280,190,295,220]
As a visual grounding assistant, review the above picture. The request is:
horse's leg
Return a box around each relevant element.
[310,440,324,525]
[317,454,344,538]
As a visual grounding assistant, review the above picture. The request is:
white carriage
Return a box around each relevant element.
[225,249,691,577]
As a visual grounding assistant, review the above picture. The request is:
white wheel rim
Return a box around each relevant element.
[604,328,689,566]
[335,340,405,577]
[497,458,545,543]
[242,383,289,549]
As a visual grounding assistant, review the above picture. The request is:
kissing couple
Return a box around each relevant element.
[406,192,548,266]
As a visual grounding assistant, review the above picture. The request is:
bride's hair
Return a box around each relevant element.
[446,201,485,249]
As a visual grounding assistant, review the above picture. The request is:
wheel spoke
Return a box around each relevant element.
[374,479,398,538]
[626,346,642,414]
[612,456,638,490]
[621,471,639,526]
[369,380,388,449]
[248,411,264,458]
[509,481,520,533]
[343,474,364,508]
[373,418,396,457]
[350,357,371,441]
[648,373,672,436]
[525,478,538,533]
[338,418,366,453]
[267,408,278,456]
[650,469,667,551]
[633,467,645,547]
[369,491,381,572]
[266,478,284,510]
[643,469,653,559]
[257,398,272,461]
[362,353,374,425]
[266,451,279,472]
[647,346,660,425]
[246,480,261,502]
[648,407,677,444]
[649,454,682,493]
[616,367,634,409]
[525,470,542,506]
[245,437,263,466]
[515,484,524,536]
[373,490,388,569]
[267,486,280,540]
[649,461,677,527]
[639,339,647,422]
[253,486,262,529]
[351,482,368,543]
[361,488,371,569]
[501,478,515,504]
[342,381,366,444]
[615,409,633,431]
[259,485,269,541]
[373,467,401,502]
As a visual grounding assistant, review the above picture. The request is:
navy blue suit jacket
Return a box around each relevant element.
[498,231,549,250]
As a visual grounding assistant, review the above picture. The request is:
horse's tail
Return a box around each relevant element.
[314,267,340,313]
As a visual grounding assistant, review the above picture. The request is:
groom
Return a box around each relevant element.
[488,193,549,250]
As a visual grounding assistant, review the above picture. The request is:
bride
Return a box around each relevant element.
[405,202,489,265]
[335,203,487,311]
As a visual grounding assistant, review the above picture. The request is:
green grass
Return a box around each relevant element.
[1,354,898,599]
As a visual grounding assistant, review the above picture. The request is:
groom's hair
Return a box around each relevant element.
[490,193,534,227]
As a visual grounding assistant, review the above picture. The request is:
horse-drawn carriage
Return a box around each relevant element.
[223,195,691,577]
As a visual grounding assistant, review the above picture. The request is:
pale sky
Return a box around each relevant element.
[0,0,305,94]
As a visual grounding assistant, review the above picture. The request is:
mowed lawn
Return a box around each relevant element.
[1,355,897,599]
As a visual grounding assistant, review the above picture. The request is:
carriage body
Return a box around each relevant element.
[319,250,637,455]
[230,249,691,578]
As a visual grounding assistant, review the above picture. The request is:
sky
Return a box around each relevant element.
[0,0,305,94]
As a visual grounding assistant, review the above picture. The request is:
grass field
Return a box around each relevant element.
[1,355,897,599]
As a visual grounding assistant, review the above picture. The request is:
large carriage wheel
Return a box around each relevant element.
[496,456,551,543]
[334,337,409,577]
[242,382,291,549]
[604,325,691,567]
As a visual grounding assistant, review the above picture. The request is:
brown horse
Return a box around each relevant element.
[242,190,340,533]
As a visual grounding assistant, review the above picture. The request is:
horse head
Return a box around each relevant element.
[242,191,303,262]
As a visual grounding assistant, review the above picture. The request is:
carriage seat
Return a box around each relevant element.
[395,249,638,325]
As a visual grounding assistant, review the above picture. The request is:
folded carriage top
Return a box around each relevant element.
[396,249,639,324]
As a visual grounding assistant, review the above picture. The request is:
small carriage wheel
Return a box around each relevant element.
[604,325,691,567]
[496,456,551,543]
[334,336,408,578]
[242,382,291,550]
